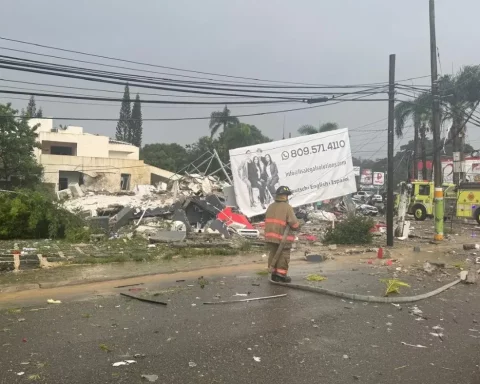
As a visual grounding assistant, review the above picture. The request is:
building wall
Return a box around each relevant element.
[41,155,150,192]
[30,118,139,160]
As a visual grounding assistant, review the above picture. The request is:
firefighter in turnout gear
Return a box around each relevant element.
[265,186,300,283]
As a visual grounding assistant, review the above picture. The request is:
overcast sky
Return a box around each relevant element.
[2,0,480,160]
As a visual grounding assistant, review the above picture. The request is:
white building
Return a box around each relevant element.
[30,118,175,192]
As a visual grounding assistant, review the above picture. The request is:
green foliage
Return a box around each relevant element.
[0,103,43,188]
[298,122,339,136]
[130,94,142,147]
[115,84,131,143]
[65,226,91,243]
[323,215,374,245]
[209,105,239,138]
[380,279,410,296]
[141,143,189,172]
[0,189,85,240]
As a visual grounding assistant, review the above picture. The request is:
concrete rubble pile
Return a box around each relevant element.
[59,174,260,245]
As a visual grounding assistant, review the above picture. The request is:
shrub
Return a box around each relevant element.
[323,215,374,245]
[0,189,86,240]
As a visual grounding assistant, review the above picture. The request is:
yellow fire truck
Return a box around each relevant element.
[406,180,480,224]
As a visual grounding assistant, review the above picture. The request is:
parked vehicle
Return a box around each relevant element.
[353,191,371,201]
[372,194,383,203]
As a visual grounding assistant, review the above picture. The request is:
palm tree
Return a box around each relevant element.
[208,105,239,138]
[394,93,432,180]
[439,67,480,183]
[298,122,339,136]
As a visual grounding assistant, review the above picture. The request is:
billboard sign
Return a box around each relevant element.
[360,169,373,185]
[229,128,356,217]
[373,172,385,186]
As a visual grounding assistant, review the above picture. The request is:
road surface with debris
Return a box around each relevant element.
[0,265,479,384]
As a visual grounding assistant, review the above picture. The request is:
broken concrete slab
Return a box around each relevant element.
[57,188,72,200]
[110,207,134,231]
[463,244,480,251]
[149,229,187,243]
[304,254,327,262]
[172,209,192,233]
[69,183,84,198]
[204,219,231,239]
[87,216,109,233]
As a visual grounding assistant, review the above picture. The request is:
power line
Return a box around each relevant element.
[0,35,431,87]
[4,91,384,122]
[0,89,300,105]
[0,55,389,98]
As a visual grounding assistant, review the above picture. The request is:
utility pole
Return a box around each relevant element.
[429,0,444,241]
[387,54,396,247]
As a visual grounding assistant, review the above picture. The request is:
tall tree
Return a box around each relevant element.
[24,96,44,118]
[130,94,143,147]
[115,84,131,142]
[0,103,43,187]
[394,93,432,179]
[298,122,339,135]
[209,105,239,138]
[438,66,480,183]
[26,96,36,117]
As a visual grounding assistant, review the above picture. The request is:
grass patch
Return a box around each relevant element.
[81,313,91,319]
[306,274,327,282]
[27,374,41,381]
[256,270,269,276]
[6,308,21,314]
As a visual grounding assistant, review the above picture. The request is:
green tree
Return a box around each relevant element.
[209,105,239,138]
[130,94,142,147]
[438,66,480,183]
[23,96,44,118]
[298,122,339,135]
[394,93,432,179]
[141,143,189,172]
[0,103,43,188]
[116,84,131,142]
[218,123,270,153]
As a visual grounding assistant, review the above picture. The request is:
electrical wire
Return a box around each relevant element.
[0,36,431,88]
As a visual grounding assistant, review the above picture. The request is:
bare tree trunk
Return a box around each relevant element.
[413,123,419,179]
[421,125,428,180]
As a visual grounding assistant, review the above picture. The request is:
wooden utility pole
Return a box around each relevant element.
[387,54,396,247]
[429,0,444,241]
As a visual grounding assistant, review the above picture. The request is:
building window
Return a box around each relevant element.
[59,177,68,191]
[120,174,131,190]
[51,146,74,155]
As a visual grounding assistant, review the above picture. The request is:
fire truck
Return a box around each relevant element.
[405,180,480,224]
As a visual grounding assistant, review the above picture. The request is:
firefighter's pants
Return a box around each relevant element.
[266,242,291,276]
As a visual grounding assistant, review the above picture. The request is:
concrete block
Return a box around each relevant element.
[69,183,84,198]
[205,219,231,239]
[87,216,110,233]
[149,229,187,243]
[305,254,327,262]
[56,188,72,200]
[110,207,134,231]
[172,209,192,233]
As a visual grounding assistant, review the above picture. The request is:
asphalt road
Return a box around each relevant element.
[1,270,480,384]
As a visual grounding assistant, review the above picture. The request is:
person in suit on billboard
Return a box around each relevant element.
[263,154,279,198]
